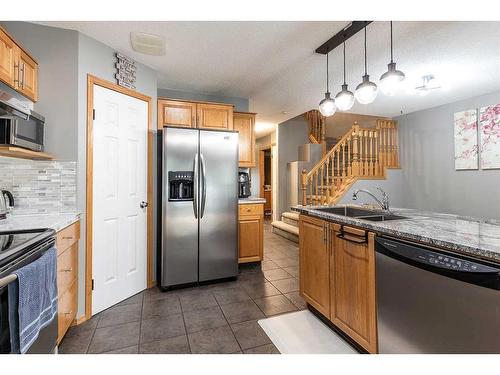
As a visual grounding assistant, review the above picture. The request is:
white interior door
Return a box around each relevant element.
[92,85,148,315]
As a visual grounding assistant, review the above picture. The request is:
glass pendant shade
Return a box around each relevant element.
[335,84,355,111]
[319,92,336,117]
[379,62,405,96]
[355,74,378,104]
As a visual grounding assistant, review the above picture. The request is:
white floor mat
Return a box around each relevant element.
[258,310,358,354]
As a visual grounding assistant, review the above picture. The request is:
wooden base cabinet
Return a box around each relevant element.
[299,215,330,317]
[331,227,377,353]
[56,220,80,344]
[238,203,263,263]
[299,215,378,353]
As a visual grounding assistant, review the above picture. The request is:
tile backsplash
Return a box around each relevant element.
[0,157,77,215]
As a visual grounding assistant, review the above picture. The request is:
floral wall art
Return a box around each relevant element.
[479,104,500,169]
[453,109,479,170]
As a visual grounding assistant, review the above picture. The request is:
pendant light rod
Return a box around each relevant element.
[364,26,367,74]
[326,52,330,92]
[315,21,372,55]
[390,21,394,63]
[342,42,347,84]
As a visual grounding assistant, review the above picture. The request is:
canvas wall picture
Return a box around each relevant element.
[453,109,478,170]
[479,104,500,169]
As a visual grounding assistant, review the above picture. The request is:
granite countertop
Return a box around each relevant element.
[0,212,80,232]
[239,197,266,205]
[293,205,500,264]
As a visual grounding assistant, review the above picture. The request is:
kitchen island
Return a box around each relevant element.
[293,205,500,264]
[293,204,500,354]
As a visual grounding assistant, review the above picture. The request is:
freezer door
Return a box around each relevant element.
[198,130,239,281]
[161,127,199,287]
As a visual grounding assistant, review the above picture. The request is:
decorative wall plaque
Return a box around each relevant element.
[115,53,136,89]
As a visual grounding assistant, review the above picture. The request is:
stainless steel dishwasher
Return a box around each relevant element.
[375,236,500,353]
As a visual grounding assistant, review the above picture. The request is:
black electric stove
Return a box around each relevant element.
[0,228,56,354]
[0,229,55,271]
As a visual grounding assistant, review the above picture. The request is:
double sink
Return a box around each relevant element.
[313,206,409,222]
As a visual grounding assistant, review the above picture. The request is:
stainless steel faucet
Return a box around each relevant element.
[352,188,390,211]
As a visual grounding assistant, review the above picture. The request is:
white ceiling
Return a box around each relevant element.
[39,21,500,128]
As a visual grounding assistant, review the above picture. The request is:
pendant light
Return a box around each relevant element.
[335,41,355,111]
[379,21,405,96]
[355,25,378,104]
[318,52,336,117]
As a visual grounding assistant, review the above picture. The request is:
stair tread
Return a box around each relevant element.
[281,211,299,221]
[271,221,299,236]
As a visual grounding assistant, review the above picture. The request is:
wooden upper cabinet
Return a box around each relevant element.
[17,50,38,102]
[197,103,233,130]
[0,27,16,87]
[299,215,330,317]
[157,99,234,131]
[234,112,256,167]
[0,26,38,102]
[331,227,377,353]
[158,99,196,129]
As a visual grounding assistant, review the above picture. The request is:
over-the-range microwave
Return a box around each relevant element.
[0,100,45,152]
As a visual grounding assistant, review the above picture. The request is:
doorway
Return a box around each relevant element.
[259,148,273,219]
[85,75,153,318]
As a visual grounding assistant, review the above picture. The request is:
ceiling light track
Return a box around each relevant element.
[315,21,372,55]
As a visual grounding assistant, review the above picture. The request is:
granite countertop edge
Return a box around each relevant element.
[293,205,500,264]
[238,198,266,204]
[0,212,81,233]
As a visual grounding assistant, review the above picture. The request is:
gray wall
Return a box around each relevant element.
[277,114,309,217]
[396,90,500,219]
[77,33,158,316]
[0,22,79,160]
[158,88,248,112]
[338,169,405,207]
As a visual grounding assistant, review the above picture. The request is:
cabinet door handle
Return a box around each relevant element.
[336,232,368,244]
[14,63,20,86]
[62,236,73,240]
[20,62,25,89]
[323,223,327,244]
[61,268,73,272]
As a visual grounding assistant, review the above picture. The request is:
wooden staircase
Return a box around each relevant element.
[301,119,399,206]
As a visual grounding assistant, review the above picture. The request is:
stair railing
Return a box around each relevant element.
[301,120,399,206]
[305,110,327,156]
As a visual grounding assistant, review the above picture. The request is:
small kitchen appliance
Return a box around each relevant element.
[238,172,251,198]
[0,190,14,220]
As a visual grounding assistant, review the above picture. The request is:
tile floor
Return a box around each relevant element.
[59,222,306,354]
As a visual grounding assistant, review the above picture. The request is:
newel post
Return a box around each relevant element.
[300,169,308,206]
[351,123,360,176]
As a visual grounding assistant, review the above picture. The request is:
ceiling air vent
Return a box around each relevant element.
[130,32,165,56]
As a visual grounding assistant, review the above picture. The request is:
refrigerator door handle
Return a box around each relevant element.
[200,153,207,218]
[193,153,199,218]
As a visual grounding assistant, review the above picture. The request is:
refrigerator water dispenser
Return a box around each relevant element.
[168,171,194,201]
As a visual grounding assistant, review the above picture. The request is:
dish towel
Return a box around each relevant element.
[8,246,58,354]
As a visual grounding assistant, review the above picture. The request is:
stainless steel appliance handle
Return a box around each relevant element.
[0,273,17,288]
[200,153,207,218]
[193,153,199,219]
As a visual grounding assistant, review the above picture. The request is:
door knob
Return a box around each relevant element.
[140,201,149,208]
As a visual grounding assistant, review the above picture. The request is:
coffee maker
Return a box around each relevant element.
[238,172,251,198]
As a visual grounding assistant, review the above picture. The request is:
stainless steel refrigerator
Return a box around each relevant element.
[160,127,238,289]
